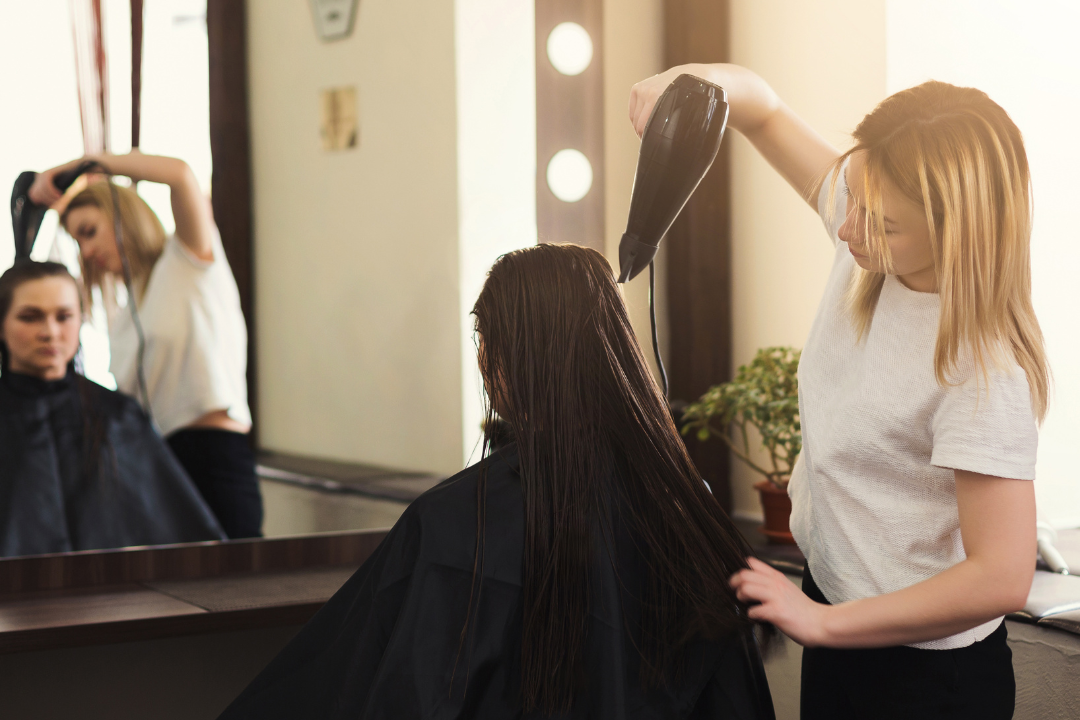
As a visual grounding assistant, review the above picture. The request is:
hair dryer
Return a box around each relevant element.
[617,74,729,398]
[10,160,98,260]
[618,74,729,283]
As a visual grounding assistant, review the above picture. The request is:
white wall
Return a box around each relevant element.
[248,0,464,474]
[727,0,887,518]
[0,2,85,272]
[455,0,537,464]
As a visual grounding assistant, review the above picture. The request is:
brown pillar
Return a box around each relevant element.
[207,0,257,441]
[664,0,734,511]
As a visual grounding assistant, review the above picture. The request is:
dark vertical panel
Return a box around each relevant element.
[131,0,144,149]
[207,0,256,441]
[664,0,733,510]
[535,0,605,250]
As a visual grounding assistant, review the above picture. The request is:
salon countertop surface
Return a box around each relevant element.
[0,528,389,655]
[0,566,360,654]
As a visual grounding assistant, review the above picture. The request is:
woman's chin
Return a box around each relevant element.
[43,363,70,379]
[849,252,877,271]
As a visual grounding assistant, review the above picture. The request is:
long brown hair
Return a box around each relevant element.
[827,80,1050,419]
[472,243,752,714]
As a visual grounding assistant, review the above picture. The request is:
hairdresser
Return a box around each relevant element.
[631,65,1043,720]
[28,152,261,539]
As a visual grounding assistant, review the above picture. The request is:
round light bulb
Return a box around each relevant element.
[546,149,593,203]
[546,22,593,76]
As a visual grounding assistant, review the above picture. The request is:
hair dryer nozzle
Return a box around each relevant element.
[617,74,729,283]
[617,234,658,283]
[11,172,46,261]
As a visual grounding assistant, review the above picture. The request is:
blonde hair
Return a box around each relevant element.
[61,181,166,302]
[828,80,1050,421]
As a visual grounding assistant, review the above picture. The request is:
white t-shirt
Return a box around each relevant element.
[110,229,251,436]
[787,165,1038,650]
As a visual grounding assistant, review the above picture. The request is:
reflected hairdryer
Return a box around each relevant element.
[617,74,729,283]
[10,160,98,260]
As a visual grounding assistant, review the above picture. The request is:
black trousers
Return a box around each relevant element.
[800,565,1015,720]
[167,428,263,539]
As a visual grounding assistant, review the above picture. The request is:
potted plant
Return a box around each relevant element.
[681,346,801,544]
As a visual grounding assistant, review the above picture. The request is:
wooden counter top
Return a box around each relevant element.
[0,530,387,655]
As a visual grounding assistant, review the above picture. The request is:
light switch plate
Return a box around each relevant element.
[310,0,359,42]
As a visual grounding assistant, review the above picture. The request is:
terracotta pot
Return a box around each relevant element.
[754,480,795,545]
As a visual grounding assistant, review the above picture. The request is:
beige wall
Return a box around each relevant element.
[248,0,464,474]
[727,0,887,518]
[603,0,667,375]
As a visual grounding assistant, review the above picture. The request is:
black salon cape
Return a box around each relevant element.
[218,444,775,720]
[0,369,225,556]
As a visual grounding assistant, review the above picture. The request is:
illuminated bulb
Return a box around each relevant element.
[547,149,593,202]
[546,22,593,76]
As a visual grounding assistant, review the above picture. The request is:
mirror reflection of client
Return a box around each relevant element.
[29,153,261,538]
[217,244,775,720]
[0,261,225,556]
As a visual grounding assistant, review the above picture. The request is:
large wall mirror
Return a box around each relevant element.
[0,0,446,567]
[0,0,727,564]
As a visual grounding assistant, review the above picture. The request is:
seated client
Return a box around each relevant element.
[219,244,775,719]
[0,261,225,556]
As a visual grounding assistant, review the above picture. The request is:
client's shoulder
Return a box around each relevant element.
[411,443,521,515]
[400,444,523,550]
[397,443,523,575]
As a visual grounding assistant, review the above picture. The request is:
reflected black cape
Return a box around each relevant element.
[219,444,775,720]
[0,369,225,556]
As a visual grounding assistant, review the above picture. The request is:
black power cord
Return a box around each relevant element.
[648,260,668,398]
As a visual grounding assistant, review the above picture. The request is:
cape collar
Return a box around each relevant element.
[0,366,75,398]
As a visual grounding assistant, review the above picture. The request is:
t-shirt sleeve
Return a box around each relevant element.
[816,158,849,247]
[930,366,1038,480]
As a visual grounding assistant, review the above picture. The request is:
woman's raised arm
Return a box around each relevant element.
[30,152,215,261]
[629,63,840,205]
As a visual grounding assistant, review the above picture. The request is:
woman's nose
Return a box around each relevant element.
[838,211,860,246]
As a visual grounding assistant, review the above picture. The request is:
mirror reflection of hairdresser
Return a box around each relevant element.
[0,261,225,556]
[632,67,1047,720]
[28,153,262,539]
